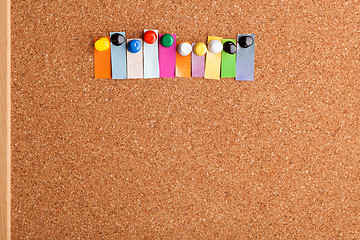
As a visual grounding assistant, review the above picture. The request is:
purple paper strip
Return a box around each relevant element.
[191,43,205,77]
[159,34,176,78]
[236,34,255,81]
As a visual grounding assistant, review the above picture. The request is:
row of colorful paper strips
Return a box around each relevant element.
[94,30,255,81]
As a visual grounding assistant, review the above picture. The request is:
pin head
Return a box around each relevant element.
[193,42,207,56]
[110,33,125,46]
[177,42,192,56]
[95,37,110,51]
[238,36,254,48]
[143,30,157,44]
[160,34,174,47]
[208,40,223,54]
[223,41,236,54]
[127,39,142,53]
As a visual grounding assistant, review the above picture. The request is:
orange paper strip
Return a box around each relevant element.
[94,37,111,79]
[175,41,191,78]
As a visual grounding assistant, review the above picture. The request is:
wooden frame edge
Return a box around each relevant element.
[0,0,11,239]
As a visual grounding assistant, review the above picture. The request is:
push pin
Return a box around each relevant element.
[160,34,174,47]
[110,33,125,46]
[127,39,142,53]
[95,37,110,51]
[143,30,157,44]
[223,41,236,54]
[177,42,192,56]
[238,36,254,48]
[193,42,207,56]
[208,39,223,54]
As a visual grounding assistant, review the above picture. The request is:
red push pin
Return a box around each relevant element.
[143,30,157,44]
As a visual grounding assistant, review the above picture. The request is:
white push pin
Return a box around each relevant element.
[208,39,223,54]
[177,42,192,56]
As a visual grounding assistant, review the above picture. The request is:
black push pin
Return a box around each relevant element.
[111,33,125,46]
[238,36,254,48]
[223,41,237,54]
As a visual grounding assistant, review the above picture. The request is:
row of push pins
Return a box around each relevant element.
[94,30,255,81]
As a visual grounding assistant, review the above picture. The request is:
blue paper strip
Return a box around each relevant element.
[236,34,255,81]
[143,29,160,79]
[110,32,127,79]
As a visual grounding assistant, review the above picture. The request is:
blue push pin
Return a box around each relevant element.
[127,39,142,53]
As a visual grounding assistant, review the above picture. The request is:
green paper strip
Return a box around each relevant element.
[221,39,236,78]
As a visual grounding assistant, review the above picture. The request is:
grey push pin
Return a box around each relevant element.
[238,35,254,48]
[111,33,125,46]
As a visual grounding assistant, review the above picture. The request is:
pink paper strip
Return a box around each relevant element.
[159,34,176,78]
[191,43,205,77]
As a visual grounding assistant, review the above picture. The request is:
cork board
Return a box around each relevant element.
[11,0,360,239]
[1,0,10,239]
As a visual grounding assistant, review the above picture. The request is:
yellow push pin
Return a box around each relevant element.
[193,42,207,56]
[95,37,110,51]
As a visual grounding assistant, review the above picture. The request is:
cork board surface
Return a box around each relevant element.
[11,0,360,239]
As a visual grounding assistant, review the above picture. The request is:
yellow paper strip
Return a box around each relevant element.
[204,36,223,80]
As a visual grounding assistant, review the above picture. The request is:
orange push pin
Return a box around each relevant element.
[95,37,110,51]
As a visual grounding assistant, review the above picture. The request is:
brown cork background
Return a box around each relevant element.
[11,0,360,239]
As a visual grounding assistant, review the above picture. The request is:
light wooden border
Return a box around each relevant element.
[0,0,11,239]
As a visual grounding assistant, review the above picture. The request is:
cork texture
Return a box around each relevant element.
[11,0,360,239]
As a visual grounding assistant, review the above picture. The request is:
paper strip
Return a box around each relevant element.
[204,36,223,80]
[94,37,111,79]
[110,32,127,79]
[143,29,159,79]
[175,41,191,78]
[191,43,205,77]
[236,34,255,81]
[158,34,176,78]
[221,39,236,78]
[126,38,144,79]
